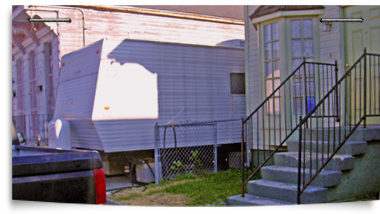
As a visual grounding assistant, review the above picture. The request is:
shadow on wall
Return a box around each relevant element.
[92,41,159,121]
[104,39,186,122]
[215,39,245,48]
[104,39,245,123]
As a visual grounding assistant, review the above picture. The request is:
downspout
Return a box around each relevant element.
[28,5,86,47]
[244,5,251,168]
[244,6,250,117]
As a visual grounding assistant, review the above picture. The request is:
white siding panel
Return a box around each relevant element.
[93,119,156,152]
[55,74,98,117]
[59,41,103,83]
[92,39,245,152]
[319,6,343,65]
[247,6,261,114]
[69,119,103,150]
[54,40,104,149]
[55,40,103,118]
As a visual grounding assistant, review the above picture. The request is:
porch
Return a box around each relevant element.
[228,49,380,205]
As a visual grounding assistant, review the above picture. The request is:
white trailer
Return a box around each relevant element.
[54,38,245,174]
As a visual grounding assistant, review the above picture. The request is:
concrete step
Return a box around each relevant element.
[261,165,342,187]
[247,179,328,204]
[274,152,355,171]
[227,193,295,206]
[303,127,380,142]
[287,140,367,156]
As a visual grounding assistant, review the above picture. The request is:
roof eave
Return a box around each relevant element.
[250,8,325,25]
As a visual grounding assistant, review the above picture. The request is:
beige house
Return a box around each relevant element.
[244,5,379,146]
[228,5,380,205]
[244,5,380,124]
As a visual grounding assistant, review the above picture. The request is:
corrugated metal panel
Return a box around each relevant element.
[93,119,157,152]
[54,40,104,150]
[55,39,245,152]
[92,52,159,121]
[69,119,104,150]
[55,74,98,117]
[93,39,245,152]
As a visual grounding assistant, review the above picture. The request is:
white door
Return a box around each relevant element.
[344,6,380,125]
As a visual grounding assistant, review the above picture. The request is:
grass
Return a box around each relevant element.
[343,192,380,202]
[107,169,259,206]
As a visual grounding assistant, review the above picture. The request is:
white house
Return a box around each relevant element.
[12,5,245,145]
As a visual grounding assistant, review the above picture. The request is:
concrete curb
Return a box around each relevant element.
[106,198,125,205]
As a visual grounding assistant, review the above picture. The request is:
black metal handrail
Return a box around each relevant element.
[241,59,339,197]
[296,48,380,203]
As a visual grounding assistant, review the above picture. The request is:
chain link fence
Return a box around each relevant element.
[154,119,246,183]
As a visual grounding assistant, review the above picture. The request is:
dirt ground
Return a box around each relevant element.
[107,179,199,206]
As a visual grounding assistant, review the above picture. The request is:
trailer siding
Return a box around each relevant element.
[55,40,104,149]
[56,39,245,152]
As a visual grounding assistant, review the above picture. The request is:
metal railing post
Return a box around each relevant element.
[241,117,245,197]
[297,116,303,204]
[334,60,340,122]
[213,123,218,173]
[363,48,367,128]
[302,58,309,128]
[154,122,160,184]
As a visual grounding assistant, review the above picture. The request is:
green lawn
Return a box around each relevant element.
[107,169,259,206]
[107,168,379,206]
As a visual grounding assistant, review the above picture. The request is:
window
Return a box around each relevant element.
[264,22,280,115]
[230,73,245,94]
[29,50,37,111]
[258,17,319,116]
[46,42,55,115]
[290,19,315,115]
[16,58,23,114]
[29,50,39,138]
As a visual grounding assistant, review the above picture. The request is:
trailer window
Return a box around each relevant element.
[230,73,245,94]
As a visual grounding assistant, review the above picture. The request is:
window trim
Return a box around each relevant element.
[263,21,281,115]
[259,18,285,115]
